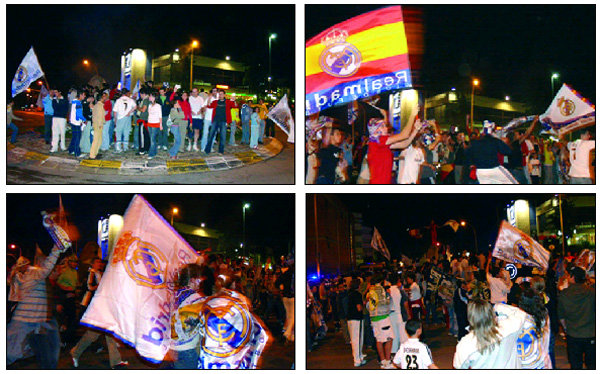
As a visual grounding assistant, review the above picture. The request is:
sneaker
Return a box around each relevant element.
[360,354,367,361]
[137,151,146,155]
[162,146,168,150]
[111,361,128,369]
[186,143,192,151]
[380,360,395,369]
[50,149,58,153]
[147,156,154,160]
[193,145,199,151]
[78,153,86,158]
[354,359,367,367]
[71,356,79,368]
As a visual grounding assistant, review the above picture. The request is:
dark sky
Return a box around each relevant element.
[7,194,294,260]
[7,5,294,93]
[332,193,581,258]
[306,5,595,112]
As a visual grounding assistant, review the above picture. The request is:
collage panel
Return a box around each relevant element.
[6,4,295,184]
[305,5,595,185]
[307,193,595,369]
[6,193,295,369]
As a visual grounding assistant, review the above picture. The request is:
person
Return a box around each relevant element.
[454,132,467,183]
[240,100,252,145]
[168,100,186,159]
[42,89,54,144]
[201,87,218,152]
[7,256,31,323]
[89,92,107,159]
[136,90,151,155]
[453,299,527,368]
[388,273,409,355]
[56,254,79,345]
[146,91,162,159]
[528,151,542,184]
[51,90,69,152]
[506,117,538,184]
[406,272,425,321]
[188,87,206,151]
[276,260,294,343]
[564,129,595,184]
[157,87,171,151]
[366,118,394,184]
[112,89,137,152]
[542,139,556,184]
[393,319,438,369]
[558,266,595,369]
[485,254,511,304]
[80,94,94,155]
[347,278,366,367]
[252,99,269,144]
[67,90,86,157]
[7,100,23,144]
[176,91,192,152]
[316,127,347,184]
[516,288,551,368]
[100,90,113,151]
[453,280,470,340]
[7,245,65,369]
[249,106,261,149]
[229,96,240,146]
[366,273,395,369]
[204,89,237,155]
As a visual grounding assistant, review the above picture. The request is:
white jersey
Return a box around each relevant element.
[567,139,595,178]
[188,95,206,119]
[393,338,434,369]
[398,145,424,184]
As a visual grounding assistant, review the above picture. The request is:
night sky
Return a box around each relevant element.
[6,194,294,260]
[7,5,294,94]
[306,5,595,113]
[332,193,588,259]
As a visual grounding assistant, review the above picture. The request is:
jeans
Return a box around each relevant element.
[68,124,82,156]
[205,120,227,154]
[229,122,237,145]
[259,119,265,143]
[566,335,595,369]
[7,319,61,369]
[172,348,198,369]
[7,122,18,143]
[147,126,160,157]
[389,311,408,353]
[543,164,555,184]
[115,116,131,151]
[51,117,67,151]
[108,118,115,146]
[179,121,189,152]
[250,125,259,148]
[241,120,250,144]
[44,114,53,143]
[160,116,169,147]
[169,125,181,157]
[265,119,275,137]
[201,119,211,151]
[101,119,112,150]
[570,177,593,184]
[71,329,122,367]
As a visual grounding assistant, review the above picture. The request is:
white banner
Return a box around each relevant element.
[492,220,550,271]
[80,194,199,363]
[267,94,295,143]
[12,47,45,97]
[540,83,595,127]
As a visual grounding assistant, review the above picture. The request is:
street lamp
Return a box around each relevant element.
[471,78,479,129]
[268,33,277,92]
[551,73,559,97]
[82,59,98,75]
[505,96,510,101]
[190,40,199,90]
[242,203,250,256]
[200,222,205,228]
[171,207,179,226]
[225,55,230,61]
[460,220,478,254]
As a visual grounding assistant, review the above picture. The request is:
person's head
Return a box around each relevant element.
[568,266,586,284]
[67,255,78,269]
[405,272,415,285]
[148,91,157,103]
[92,257,104,271]
[191,87,199,97]
[15,256,30,273]
[7,100,14,110]
[218,89,226,100]
[518,287,547,335]
[581,129,592,140]
[467,299,500,354]
[180,91,189,101]
[211,87,218,97]
[77,90,86,100]
[330,128,344,146]
[159,87,166,96]
[405,319,422,339]
[350,278,361,290]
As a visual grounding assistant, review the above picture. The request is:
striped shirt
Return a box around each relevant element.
[11,250,60,323]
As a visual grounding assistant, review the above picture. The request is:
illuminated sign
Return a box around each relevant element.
[216,84,230,90]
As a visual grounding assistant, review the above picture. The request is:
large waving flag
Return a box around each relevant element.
[306,6,412,115]
[371,227,391,261]
[80,195,199,363]
[540,83,595,129]
[12,47,45,97]
[492,221,551,271]
[267,94,295,143]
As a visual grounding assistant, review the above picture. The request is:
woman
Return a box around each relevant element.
[177,91,192,153]
[168,100,186,159]
[249,107,260,149]
[80,94,94,154]
[146,91,162,159]
[516,288,551,368]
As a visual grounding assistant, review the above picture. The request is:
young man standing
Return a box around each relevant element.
[316,127,347,184]
[67,90,87,157]
[51,90,69,152]
[366,273,395,369]
[112,89,137,152]
[564,129,595,184]
[188,87,205,151]
[42,89,55,144]
[205,90,237,155]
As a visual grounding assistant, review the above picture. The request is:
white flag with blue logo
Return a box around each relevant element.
[80,194,199,363]
[492,220,550,271]
[540,83,595,128]
[12,47,45,97]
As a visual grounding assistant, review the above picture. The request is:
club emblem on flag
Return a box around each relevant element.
[15,66,28,83]
[112,231,168,289]
[201,295,252,357]
[319,29,362,78]
[514,239,531,259]
[557,97,575,116]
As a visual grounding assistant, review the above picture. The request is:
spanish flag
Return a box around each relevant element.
[306,6,412,115]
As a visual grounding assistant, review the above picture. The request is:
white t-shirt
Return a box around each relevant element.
[204,95,217,122]
[389,285,402,314]
[409,282,421,302]
[567,139,595,178]
[147,103,162,124]
[529,158,541,177]
[486,273,510,304]
[398,145,424,184]
[113,96,137,120]
[393,338,434,369]
[188,95,206,119]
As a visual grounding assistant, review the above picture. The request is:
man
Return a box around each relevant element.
[67,90,87,157]
[188,87,205,151]
[51,90,69,153]
[506,117,538,184]
[201,87,218,152]
[136,90,151,155]
[558,266,595,369]
[205,89,237,155]
[7,245,65,368]
[406,272,425,321]
[101,90,113,151]
[112,89,137,152]
[486,254,512,304]
[158,87,172,151]
[57,255,79,345]
[276,260,294,343]
[240,100,252,145]
[90,92,107,159]
[388,273,409,355]
[7,101,23,144]
[42,89,55,144]
[564,129,595,184]
[366,273,395,369]
[316,127,347,184]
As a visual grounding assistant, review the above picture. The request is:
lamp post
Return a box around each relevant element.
[460,220,478,254]
[243,203,250,256]
[551,73,559,97]
[190,40,199,90]
[171,207,179,226]
[470,78,479,129]
[83,59,99,75]
[268,33,277,92]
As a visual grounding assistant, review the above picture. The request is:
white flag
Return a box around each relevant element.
[492,220,550,271]
[267,94,295,143]
[80,195,199,363]
[371,227,391,261]
[12,47,45,97]
[36,84,49,109]
[540,83,595,127]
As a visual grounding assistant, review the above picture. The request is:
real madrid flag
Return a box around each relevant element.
[12,47,45,97]
[306,6,412,115]
[81,195,199,363]
[492,221,550,271]
[371,227,391,261]
[540,83,595,128]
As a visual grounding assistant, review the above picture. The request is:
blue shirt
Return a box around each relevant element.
[42,95,54,116]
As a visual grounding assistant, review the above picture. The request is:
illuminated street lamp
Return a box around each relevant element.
[200,222,206,228]
[505,96,510,101]
[243,203,250,256]
[551,73,560,96]
[268,33,277,91]
[190,40,199,90]
[171,207,179,226]
[460,220,478,253]
[225,55,231,61]
[83,59,98,75]
[470,78,479,129]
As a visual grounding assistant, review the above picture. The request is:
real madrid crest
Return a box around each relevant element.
[319,28,362,78]
[557,96,575,116]
[15,65,28,83]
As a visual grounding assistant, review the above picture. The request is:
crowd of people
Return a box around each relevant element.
[306,101,595,184]
[307,249,595,369]
[7,241,295,369]
[8,81,279,160]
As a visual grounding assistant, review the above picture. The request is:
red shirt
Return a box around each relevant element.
[104,100,112,121]
[179,100,192,122]
[208,99,237,123]
[368,135,393,184]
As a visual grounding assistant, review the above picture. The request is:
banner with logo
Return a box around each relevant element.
[81,195,199,363]
[305,6,412,115]
[492,220,550,271]
[573,249,595,272]
[371,226,391,261]
[12,47,45,97]
[267,94,295,143]
[540,83,595,129]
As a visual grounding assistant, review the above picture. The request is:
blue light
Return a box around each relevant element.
[310,274,319,280]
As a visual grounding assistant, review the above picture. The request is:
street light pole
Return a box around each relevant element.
[470,79,479,130]
[268,33,277,93]
[551,73,559,98]
[243,203,250,257]
[190,40,199,91]
[171,207,178,227]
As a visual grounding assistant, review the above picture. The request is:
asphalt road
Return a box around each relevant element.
[7,111,294,184]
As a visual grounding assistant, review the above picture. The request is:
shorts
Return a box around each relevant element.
[192,118,203,130]
[371,317,394,343]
